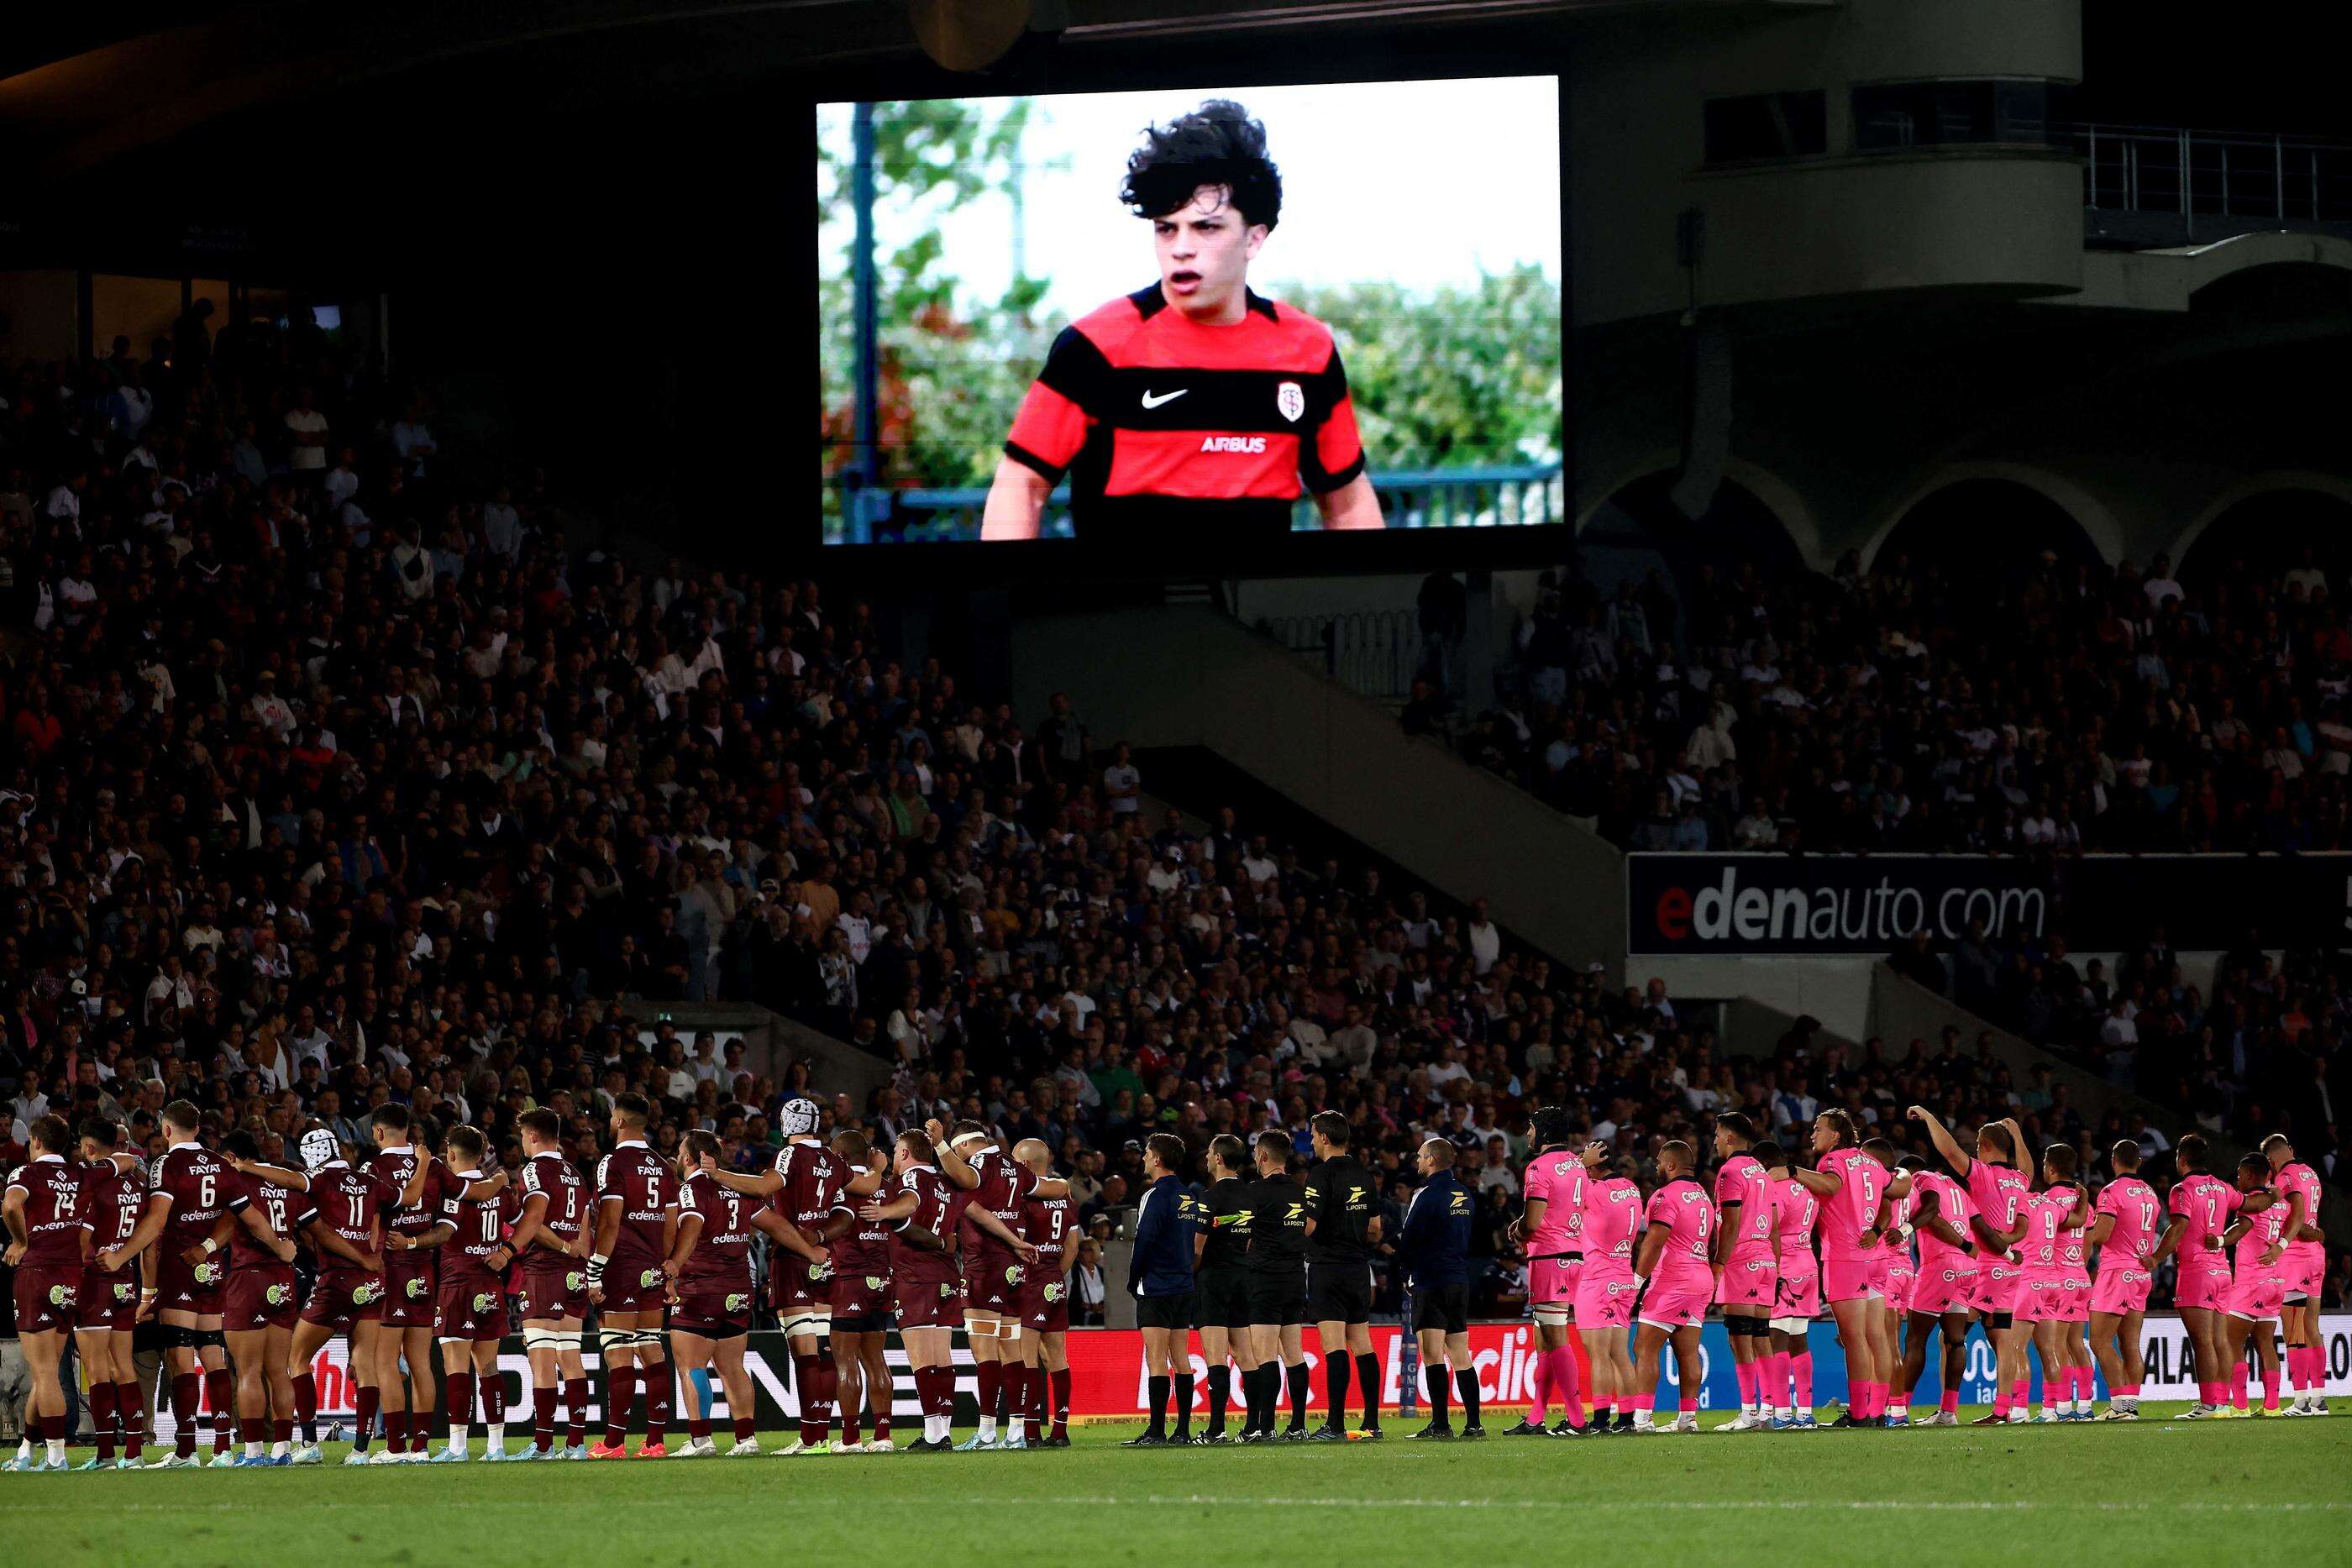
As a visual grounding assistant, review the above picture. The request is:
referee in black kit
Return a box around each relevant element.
[1241,1130,1312,1441]
[1191,1135,1255,1444]
[1126,1133,1198,1446]
[1304,1111,1383,1440]
[1398,1138,1483,1440]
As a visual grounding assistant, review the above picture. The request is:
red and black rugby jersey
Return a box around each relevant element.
[1003,283,1366,537]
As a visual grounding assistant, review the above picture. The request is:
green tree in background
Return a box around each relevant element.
[818,101,1563,542]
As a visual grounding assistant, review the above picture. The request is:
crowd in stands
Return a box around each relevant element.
[1461,546,2352,856]
[0,313,2341,1340]
[1890,917,2348,1221]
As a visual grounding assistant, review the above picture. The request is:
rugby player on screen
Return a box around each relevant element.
[983,98,1383,543]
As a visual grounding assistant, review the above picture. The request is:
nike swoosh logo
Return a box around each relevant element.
[1139,388,1188,409]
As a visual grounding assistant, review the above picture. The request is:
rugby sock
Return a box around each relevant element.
[1051,1367,1072,1437]
[689,1399,712,1443]
[385,1408,409,1455]
[1207,1364,1232,1435]
[2011,1376,2029,1413]
[1174,1371,1195,1440]
[89,1383,118,1463]
[564,1377,590,1449]
[975,1360,1001,1442]
[2261,1360,2281,1412]
[171,1371,200,1459]
[354,1385,380,1453]
[292,1371,318,1443]
[1547,1346,1583,1426]
[483,1374,507,1449]
[1423,1365,1450,1429]
[1453,1367,1481,1429]
[1022,1366,1044,1444]
[534,1386,559,1452]
[1147,1375,1171,1438]
[1792,1351,1814,1413]
[605,1364,638,1447]
[1324,1353,1350,1428]
[444,1371,475,1452]
[1940,1388,1961,1416]
[1734,1358,1757,1413]
[1355,1352,1382,1428]
[2230,1361,2249,1411]
[734,1410,757,1445]
[1529,1348,1551,1424]
[205,1367,235,1451]
[795,1355,825,1449]
[117,1379,145,1460]
[1284,1362,1310,1429]
[810,1357,837,1445]
[643,1361,671,1446]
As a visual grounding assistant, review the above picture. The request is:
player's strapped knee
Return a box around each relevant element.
[193,1329,227,1350]
[1531,1306,1571,1326]
[996,1323,1023,1345]
[1990,1312,2013,1330]
[160,1324,202,1350]
[524,1326,582,1353]
[1767,1315,1808,1336]
[598,1327,638,1357]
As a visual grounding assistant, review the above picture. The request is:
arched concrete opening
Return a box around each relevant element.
[1577,466,1819,652]
[1860,464,2124,574]
[1866,477,2109,586]
[2173,474,2352,590]
[1576,454,1822,564]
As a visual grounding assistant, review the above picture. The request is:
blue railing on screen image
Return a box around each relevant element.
[843,463,1566,544]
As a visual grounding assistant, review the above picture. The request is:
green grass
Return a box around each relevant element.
[6,1407,2349,1567]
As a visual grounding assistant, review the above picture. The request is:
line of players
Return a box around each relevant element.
[0,1090,1089,1470]
[1494,1105,2331,1433]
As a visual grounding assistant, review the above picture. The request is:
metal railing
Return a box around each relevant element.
[2066,122,2352,232]
[867,462,1564,543]
[1257,608,1424,704]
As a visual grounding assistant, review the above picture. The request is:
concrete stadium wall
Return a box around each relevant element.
[1011,605,1627,977]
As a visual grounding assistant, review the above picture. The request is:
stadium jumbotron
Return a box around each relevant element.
[1,1,2347,1564]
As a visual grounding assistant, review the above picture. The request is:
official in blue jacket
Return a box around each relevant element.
[1125,1132,1198,1445]
[1396,1139,1484,1439]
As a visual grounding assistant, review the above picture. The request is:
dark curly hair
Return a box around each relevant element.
[1121,99,1282,230]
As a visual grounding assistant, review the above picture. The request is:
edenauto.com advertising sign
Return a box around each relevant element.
[1627,852,2352,957]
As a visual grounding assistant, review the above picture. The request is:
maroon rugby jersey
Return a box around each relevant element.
[438,1171,509,1287]
[887,1164,958,1286]
[1022,1186,1074,1278]
[831,1161,895,1282]
[311,1162,398,1250]
[514,1151,589,1254]
[678,1170,756,1286]
[7,1156,92,1266]
[150,1142,231,1254]
[596,1141,673,1268]
[82,1156,146,1254]
[958,1145,1036,1262]
[224,1173,314,1268]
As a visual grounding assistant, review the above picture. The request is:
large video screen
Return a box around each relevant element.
[817,77,1563,552]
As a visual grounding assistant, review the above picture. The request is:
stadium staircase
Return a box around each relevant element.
[1011,601,1627,978]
